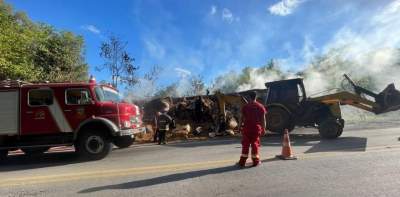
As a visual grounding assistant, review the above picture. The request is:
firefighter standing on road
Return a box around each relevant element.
[157,101,175,145]
[238,91,267,167]
[194,96,203,123]
[153,111,161,143]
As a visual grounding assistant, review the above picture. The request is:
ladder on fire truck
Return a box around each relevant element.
[0,79,32,87]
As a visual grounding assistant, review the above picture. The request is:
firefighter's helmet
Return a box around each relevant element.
[160,101,170,112]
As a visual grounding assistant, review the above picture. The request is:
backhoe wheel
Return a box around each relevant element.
[266,107,294,134]
[113,136,135,149]
[318,118,342,139]
[22,147,50,156]
[75,131,112,160]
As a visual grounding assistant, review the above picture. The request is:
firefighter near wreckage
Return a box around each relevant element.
[155,101,175,145]
[238,91,267,168]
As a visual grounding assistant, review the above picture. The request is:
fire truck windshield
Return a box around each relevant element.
[94,86,122,102]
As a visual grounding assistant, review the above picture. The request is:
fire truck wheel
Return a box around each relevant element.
[0,149,8,161]
[113,136,135,149]
[75,131,112,160]
[21,147,50,155]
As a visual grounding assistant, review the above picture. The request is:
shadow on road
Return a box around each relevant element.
[166,137,239,148]
[305,137,367,153]
[264,134,367,153]
[166,133,297,148]
[168,133,367,154]
[0,152,86,172]
[0,134,368,172]
[79,157,278,194]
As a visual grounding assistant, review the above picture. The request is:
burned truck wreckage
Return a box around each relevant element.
[142,91,257,137]
[141,74,400,140]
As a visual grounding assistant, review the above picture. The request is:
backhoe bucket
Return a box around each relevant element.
[375,84,400,114]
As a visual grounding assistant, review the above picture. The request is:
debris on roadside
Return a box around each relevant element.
[135,94,242,142]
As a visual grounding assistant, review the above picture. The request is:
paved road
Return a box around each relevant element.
[1,124,400,197]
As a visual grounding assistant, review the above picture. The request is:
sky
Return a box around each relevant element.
[5,0,399,94]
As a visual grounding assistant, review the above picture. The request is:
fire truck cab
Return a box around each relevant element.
[0,78,145,161]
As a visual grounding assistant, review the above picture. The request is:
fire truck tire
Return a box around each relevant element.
[113,136,135,149]
[75,131,112,160]
[0,149,8,161]
[318,118,342,139]
[21,147,50,155]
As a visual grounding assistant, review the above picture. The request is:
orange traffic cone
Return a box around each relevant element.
[276,129,297,160]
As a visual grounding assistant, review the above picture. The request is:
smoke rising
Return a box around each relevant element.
[213,0,400,96]
[131,0,400,124]
[208,1,400,121]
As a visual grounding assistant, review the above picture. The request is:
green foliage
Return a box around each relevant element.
[0,0,88,82]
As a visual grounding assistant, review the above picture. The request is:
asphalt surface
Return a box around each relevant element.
[0,122,400,197]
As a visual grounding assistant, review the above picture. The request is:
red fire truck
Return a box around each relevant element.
[0,77,145,160]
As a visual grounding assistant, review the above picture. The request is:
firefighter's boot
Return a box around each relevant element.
[237,155,248,168]
[252,155,260,167]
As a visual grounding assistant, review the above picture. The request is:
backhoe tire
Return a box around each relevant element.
[75,131,112,160]
[22,147,50,156]
[318,118,342,139]
[113,136,135,149]
[266,107,294,134]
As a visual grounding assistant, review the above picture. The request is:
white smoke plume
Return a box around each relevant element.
[214,1,400,95]
[133,1,400,124]
[210,1,400,121]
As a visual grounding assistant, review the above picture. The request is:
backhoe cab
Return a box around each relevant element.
[264,74,400,139]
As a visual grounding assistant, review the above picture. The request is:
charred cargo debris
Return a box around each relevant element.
[140,90,267,141]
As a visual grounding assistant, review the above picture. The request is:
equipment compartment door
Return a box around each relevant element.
[0,90,19,135]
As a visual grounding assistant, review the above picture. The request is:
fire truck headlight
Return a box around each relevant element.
[130,116,140,124]
[123,120,132,128]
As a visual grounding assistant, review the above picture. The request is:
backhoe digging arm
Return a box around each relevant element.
[312,74,400,114]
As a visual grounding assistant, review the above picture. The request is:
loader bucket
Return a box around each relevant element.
[375,83,400,114]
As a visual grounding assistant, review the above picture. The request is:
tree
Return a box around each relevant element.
[187,75,205,96]
[0,0,88,82]
[98,35,139,88]
[34,29,88,82]
[0,1,38,80]
[140,65,163,98]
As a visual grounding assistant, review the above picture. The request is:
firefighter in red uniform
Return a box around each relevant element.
[238,91,267,167]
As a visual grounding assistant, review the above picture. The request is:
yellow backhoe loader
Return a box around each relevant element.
[216,74,400,139]
[264,74,400,139]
